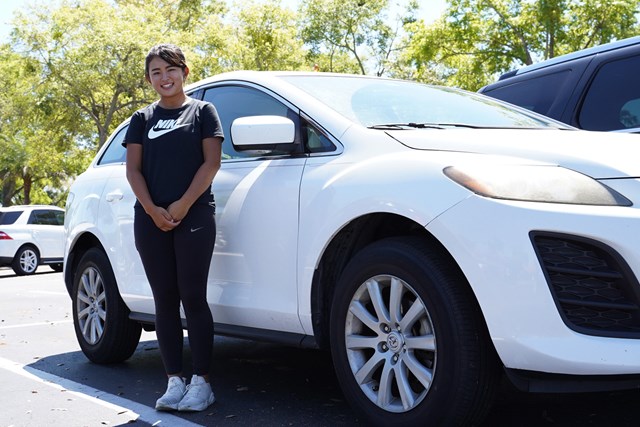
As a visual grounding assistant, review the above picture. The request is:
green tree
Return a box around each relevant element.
[13,0,231,148]
[0,45,92,206]
[299,0,418,76]
[227,0,306,71]
[14,0,162,150]
[0,46,29,205]
[4,0,231,204]
[0,0,235,204]
[406,0,640,90]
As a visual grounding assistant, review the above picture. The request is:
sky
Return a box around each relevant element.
[0,0,448,42]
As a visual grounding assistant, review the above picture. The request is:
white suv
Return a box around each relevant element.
[0,205,65,275]
[64,71,640,426]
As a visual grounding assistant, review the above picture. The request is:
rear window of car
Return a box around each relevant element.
[0,211,23,225]
[28,210,65,226]
[482,70,572,115]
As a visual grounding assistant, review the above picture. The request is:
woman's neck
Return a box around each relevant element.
[158,93,189,109]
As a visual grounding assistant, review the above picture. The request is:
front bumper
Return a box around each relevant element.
[428,194,640,375]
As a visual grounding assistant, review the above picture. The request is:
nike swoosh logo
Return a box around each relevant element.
[148,124,189,140]
[190,226,204,233]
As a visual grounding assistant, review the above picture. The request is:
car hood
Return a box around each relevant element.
[387,128,640,179]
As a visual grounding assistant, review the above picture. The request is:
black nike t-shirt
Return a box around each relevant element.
[123,99,224,207]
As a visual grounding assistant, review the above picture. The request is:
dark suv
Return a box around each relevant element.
[479,36,640,133]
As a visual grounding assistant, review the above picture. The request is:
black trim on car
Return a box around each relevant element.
[129,312,319,348]
[531,231,640,338]
[40,257,63,264]
[505,368,640,393]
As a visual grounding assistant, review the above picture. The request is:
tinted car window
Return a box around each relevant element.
[0,211,22,225]
[481,70,572,115]
[53,210,65,225]
[29,210,62,225]
[203,85,296,159]
[304,120,335,153]
[98,127,127,165]
[578,55,640,131]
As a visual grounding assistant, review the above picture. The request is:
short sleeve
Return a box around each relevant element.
[201,103,224,142]
[122,111,145,147]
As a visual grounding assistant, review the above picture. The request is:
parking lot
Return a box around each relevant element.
[2,266,640,427]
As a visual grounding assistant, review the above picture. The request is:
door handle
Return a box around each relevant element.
[105,191,124,202]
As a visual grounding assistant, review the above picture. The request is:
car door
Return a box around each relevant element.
[201,83,307,334]
[570,46,640,131]
[29,209,64,259]
[95,126,153,311]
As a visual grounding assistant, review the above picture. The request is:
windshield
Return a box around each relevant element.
[280,75,565,129]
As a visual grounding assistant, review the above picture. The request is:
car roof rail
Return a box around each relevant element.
[498,36,640,80]
[498,70,518,80]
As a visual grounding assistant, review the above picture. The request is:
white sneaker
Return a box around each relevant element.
[178,375,215,411]
[155,376,186,411]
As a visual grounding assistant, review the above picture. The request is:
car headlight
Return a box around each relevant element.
[443,165,632,206]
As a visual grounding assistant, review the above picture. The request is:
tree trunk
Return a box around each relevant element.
[23,173,32,205]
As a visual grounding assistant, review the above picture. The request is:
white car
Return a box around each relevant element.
[0,205,65,275]
[64,71,640,426]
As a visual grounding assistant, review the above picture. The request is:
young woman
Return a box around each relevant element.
[124,44,223,412]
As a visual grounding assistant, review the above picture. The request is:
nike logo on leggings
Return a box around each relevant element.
[190,226,204,233]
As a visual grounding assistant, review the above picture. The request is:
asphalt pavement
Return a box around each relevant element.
[2,266,640,427]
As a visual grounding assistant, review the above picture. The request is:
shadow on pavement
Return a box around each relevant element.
[26,336,363,426]
[0,267,60,279]
[24,334,640,427]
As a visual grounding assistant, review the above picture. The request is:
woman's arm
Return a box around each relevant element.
[167,136,223,221]
[126,144,180,231]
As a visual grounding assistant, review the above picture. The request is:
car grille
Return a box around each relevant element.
[532,232,640,337]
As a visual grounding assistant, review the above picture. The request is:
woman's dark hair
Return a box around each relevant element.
[144,44,188,78]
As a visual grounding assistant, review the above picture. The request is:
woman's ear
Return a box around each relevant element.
[183,66,190,81]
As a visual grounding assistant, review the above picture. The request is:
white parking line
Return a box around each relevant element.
[28,290,68,296]
[0,357,203,427]
[0,320,73,330]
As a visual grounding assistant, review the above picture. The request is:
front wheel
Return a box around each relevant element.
[72,248,141,363]
[12,245,39,275]
[330,238,498,427]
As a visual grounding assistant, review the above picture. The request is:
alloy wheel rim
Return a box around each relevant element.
[345,274,436,413]
[20,249,38,273]
[77,266,107,345]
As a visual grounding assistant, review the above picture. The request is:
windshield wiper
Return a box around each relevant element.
[427,123,484,129]
[368,123,446,129]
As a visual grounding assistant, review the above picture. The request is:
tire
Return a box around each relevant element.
[12,245,39,275]
[330,237,498,427]
[72,248,142,363]
[50,263,63,272]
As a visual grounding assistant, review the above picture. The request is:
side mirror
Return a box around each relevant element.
[231,115,296,152]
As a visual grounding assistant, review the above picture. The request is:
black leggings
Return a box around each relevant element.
[134,204,215,376]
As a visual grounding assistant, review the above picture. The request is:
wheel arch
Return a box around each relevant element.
[16,242,40,258]
[64,232,106,296]
[310,213,491,352]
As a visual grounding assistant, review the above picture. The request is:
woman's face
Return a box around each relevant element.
[146,56,188,99]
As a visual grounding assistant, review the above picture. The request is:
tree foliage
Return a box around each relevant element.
[299,0,418,75]
[1,0,639,205]
[406,0,640,90]
[0,43,92,206]
[226,0,306,71]
[12,0,228,150]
